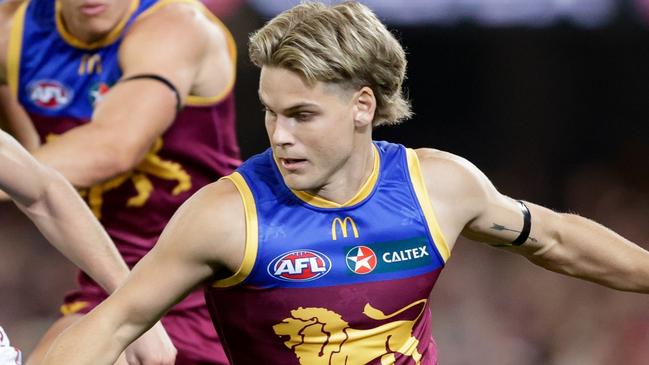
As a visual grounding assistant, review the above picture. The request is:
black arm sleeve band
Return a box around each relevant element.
[120,74,182,112]
[512,200,531,246]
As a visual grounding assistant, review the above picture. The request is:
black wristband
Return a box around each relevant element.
[512,200,531,246]
[120,73,182,112]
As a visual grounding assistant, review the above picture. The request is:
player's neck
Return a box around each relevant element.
[310,141,376,205]
[58,1,133,44]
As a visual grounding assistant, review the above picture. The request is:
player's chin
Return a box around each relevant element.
[282,175,317,192]
[283,178,309,191]
[83,18,114,37]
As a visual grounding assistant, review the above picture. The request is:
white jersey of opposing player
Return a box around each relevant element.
[0,327,21,365]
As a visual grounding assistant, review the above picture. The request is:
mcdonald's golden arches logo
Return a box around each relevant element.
[331,217,359,240]
[78,53,103,75]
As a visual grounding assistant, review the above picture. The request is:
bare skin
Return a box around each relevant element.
[0,0,235,363]
[41,66,649,365]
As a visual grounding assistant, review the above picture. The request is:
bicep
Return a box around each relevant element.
[85,8,210,159]
[462,194,534,247]
[417,148,533,249]
[459,169,553,251]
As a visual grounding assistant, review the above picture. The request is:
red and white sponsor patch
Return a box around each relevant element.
[268,249,331,282]
[345,245,378,274]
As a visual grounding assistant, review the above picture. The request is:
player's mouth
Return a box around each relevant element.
[279,158,307,171]
[80,3,108,16]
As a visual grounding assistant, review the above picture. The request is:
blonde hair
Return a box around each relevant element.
[249,1,412,126]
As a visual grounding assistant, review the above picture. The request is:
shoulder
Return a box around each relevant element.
[413,148,497,239]
[118,1,233,95]
[173,177,243,235]
[122,2,227,57]
[165,176,245,270]
[414,147,492,199]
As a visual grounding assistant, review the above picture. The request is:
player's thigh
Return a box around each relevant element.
[25,313,82,365]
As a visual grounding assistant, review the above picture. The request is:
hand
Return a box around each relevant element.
[124,321,177,365]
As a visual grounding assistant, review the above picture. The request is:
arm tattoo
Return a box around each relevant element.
[490,223,538,246]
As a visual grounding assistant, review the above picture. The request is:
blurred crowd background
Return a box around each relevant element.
[1,0,649,364]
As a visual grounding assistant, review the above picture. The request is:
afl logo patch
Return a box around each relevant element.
[268,250,331,282]
[28,80,73,109]
[345,245,377,274]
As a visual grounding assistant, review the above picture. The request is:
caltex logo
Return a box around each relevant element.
[28,80,72,109]
[268,250,331,282]
[345,245,377,274]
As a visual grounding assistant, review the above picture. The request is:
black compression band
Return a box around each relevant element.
[120,74,182,112]
[512,200,531,245]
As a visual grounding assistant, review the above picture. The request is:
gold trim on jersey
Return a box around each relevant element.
[136,0,237,106]
[60,301,89,316]
[7,1,28,98]
[291,144,380,208]
[212,172,258,288]
[55,0,140,50]
[405,148,450,262]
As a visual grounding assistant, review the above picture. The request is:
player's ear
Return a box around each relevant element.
[353,86,376,128]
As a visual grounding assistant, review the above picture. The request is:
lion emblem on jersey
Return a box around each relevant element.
[272,299,427,365]
[46,134,190,219]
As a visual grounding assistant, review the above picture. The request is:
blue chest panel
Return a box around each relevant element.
[16,0,157,120]
[235,141,446,289]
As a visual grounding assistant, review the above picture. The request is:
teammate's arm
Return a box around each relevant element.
[42,179,246,365]
[18,4,230,187]
[418,148,649,293]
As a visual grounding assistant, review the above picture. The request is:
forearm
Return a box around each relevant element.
[525,208,649,292]
[31,124,141,187]
[17,170,129,292]
[43,307,127,365]
[45,247,199,365]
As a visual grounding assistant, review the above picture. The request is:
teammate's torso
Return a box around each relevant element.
[8,0,240,265]
[205,141,450,365]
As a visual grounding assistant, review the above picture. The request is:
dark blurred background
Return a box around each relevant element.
[1,1,648,364]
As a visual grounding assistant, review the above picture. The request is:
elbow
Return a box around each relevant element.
[110,149,141,176]
[93,141,146,180]
[525,213,579,274]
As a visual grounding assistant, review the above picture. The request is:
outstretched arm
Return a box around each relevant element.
[42,178,246,365]
[0,129,129,292]
[418,148,649,293]
[1,130,179,364]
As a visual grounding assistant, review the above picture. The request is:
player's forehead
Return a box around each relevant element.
[258,67,351,111]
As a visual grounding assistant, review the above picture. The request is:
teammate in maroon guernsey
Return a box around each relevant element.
[0,0,240,363]
[43,2,649,365]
